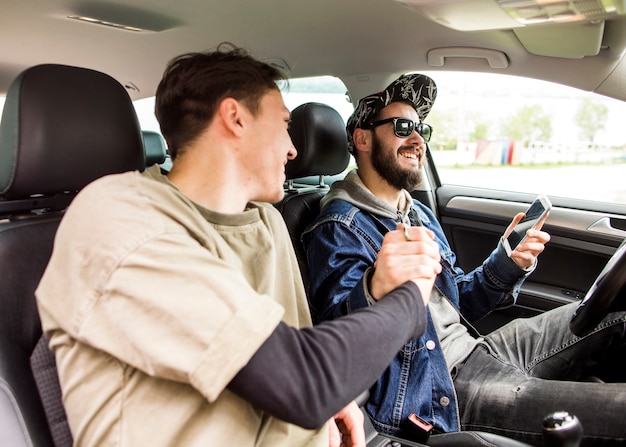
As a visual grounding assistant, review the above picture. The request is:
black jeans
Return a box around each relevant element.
[454,302,626,446]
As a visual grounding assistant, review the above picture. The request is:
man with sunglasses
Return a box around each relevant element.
[303,74,626,446]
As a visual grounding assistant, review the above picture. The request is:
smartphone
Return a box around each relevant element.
[503,194,552,257]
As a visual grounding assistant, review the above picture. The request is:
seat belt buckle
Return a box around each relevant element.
[402,413,433,444]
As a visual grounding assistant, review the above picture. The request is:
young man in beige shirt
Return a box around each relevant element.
[36,44,442,446]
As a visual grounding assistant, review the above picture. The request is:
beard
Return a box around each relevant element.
[370,133,423,191]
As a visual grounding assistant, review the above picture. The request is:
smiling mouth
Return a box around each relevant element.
[399,148,420,161]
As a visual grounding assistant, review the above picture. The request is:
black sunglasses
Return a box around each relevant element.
[365,117,433,142]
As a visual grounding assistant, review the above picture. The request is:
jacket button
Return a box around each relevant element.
[440,396,450,406]
[426,340,436,350]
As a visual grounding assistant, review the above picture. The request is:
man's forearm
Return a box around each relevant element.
[228,281,426,428]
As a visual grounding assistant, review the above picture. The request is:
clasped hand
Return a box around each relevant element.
[370,224,441,304]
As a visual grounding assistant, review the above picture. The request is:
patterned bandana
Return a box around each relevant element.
[346,74,437,152]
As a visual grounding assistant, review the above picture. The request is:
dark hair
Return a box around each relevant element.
[155,43,287,160]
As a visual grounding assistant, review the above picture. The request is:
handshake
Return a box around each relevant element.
[370,223,441,305]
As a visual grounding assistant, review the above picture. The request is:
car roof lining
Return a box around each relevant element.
[0,0,625,103]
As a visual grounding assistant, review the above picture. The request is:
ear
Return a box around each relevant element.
[352,128,372,155]
[218,97,246,137]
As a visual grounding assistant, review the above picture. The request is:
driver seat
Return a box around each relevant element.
[0,63,145,446]
[276,101,351,298]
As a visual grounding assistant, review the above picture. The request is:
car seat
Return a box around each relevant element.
[281,102,535,447]
[275,102,350,297]
[142,129,168,167]
[0,63,145,446]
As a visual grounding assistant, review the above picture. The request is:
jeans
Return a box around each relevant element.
[454,301,626,446]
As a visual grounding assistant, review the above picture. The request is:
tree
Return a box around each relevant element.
[469,121,490,142]
[499,104,552,145]
[426,107,458,150]
[574,98,608,143]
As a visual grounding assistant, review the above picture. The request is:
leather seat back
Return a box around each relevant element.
[142,130,168,167]
[0,63,145,447]
[275,102,350,297]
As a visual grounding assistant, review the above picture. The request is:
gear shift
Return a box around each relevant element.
[542,412,583,447]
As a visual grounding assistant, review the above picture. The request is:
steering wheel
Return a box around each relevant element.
[570,240,626,337]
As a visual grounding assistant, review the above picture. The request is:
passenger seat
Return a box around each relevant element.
[0,63,145,447]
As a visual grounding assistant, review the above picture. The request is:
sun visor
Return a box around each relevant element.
[514,21,605,58]
[396,0,626,31]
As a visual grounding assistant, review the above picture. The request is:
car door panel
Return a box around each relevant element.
[434,185,626,334]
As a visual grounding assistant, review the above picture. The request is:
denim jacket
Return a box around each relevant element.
[301,172,529,436]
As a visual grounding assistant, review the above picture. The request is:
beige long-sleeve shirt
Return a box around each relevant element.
[36,165,325,447]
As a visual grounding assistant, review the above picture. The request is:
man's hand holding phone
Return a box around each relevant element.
[502,195,552,270]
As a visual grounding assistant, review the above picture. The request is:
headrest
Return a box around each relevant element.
[286,102,350,179]
[0,64,145,200]
[142,130,167,166]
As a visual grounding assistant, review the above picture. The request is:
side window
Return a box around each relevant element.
[132,76,356,173]
[281,75,354,124]
[134,97,160,133]
[422,72,626,205]
[134,75,355,130]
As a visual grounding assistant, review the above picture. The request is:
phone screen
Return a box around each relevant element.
[505,198,550,252]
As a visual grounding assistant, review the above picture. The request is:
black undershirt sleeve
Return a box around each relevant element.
[227,281,426,429]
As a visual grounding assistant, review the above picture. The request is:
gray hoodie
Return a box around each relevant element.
[321,170,416,226]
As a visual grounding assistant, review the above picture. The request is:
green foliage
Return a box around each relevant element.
[426,107,457,150]
[499,104,552,144]
[574,98,608,143]
[469,121,490,142]
[428,107,495,149]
